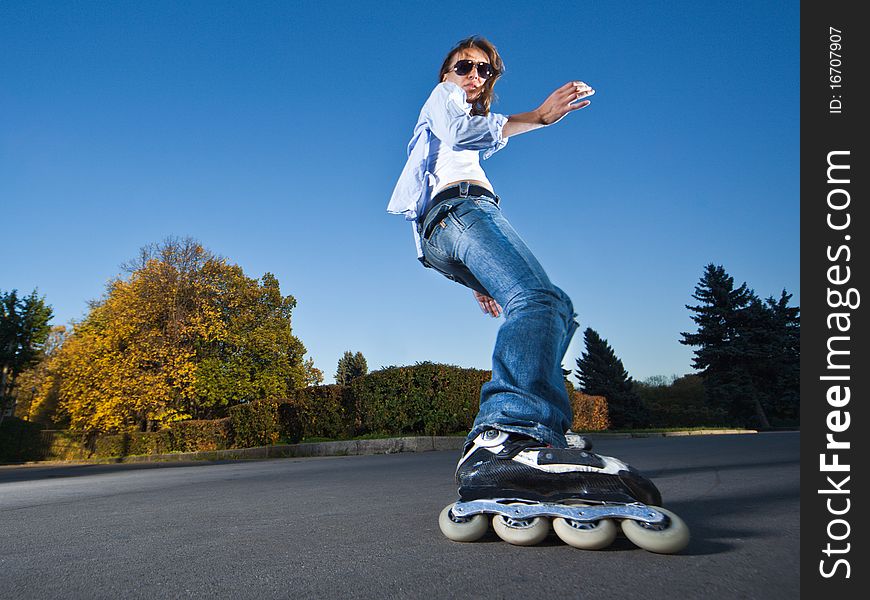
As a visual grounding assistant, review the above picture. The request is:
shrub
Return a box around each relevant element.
[351,362,489,436]
[228,398,281,448]
[45,429,89,460]
[636,375,726,427]
[92,430,170,457]
[0,417,47,463]
[9,360,633,461]
[278,385,356,443]
[168,418,232,452]
[570,392,610,431]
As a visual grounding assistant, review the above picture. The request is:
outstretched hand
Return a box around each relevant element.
[536,81,595,126]
[474,290,503,318]
[502,80,595,139]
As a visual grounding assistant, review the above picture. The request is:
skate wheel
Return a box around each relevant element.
[439,504,489,542]
[553,516,618,550]
[620,506,690,554]
[491,507,550,546]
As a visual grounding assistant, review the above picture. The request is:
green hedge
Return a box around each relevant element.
[3,362,594,462]
[0,417,47,463]
[93,430,171,457]
[351,362,489,437]
[636,375,727,428]
[228,363,488,443]
[167,418,232,452]
[1,419,234,463]
[45,430,90,461]
[228,398,280,448]
[278,384,356,443]
[71,419,233,459]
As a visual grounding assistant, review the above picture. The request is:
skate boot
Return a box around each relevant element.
[438,429,689,553]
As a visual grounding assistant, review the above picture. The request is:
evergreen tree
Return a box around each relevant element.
[681,264,800,428]
[681,264,764,426]
[680,265,755,373]
[336,351,368,386]
[748,291,800,424]
[0,289,53,424]
[769,291,800,422]
[574,328,649,428]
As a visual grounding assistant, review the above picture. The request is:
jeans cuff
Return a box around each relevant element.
[466,423,568,449]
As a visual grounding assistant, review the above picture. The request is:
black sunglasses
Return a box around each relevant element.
[451,59,498,80]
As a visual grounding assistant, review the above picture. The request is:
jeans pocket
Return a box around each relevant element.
[425,216,452,248]
[447,201,478,230]
[422,202,455,241]
[450,196,497,229]
[422,241,459,283]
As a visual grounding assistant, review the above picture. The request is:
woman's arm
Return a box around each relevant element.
[426,83,508,152]
[474,290,502,318]
[503,81,595,139]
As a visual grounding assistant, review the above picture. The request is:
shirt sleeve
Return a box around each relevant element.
[424,82,508,159]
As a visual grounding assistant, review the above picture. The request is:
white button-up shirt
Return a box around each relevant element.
[387,81,509,258]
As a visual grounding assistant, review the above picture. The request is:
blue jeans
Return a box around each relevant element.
[420,195,578,448]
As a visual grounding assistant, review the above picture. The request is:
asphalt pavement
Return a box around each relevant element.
[0,432,799,599]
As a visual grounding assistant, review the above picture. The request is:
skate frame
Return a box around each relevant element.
[450,499,667,524]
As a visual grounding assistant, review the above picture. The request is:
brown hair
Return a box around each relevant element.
[438,36,504,116]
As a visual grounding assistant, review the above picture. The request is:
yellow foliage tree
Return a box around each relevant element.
[40,237,314,434]
[15,326,67,424]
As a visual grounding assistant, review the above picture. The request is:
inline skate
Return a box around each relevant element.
[438,429,690,553]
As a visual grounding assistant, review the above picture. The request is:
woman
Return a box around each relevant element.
[387,38,670,535]
[387,36,592,450]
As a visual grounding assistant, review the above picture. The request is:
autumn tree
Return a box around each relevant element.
[302,357,325,387]
[39,237,316,434]
[15,325,68,425]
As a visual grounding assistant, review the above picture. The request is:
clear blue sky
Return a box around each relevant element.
[1,1,799,384]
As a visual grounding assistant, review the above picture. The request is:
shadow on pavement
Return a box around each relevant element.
[0,459,250,484]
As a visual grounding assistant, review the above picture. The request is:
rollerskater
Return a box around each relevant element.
[387,36,688,553]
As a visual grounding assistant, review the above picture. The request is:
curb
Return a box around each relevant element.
[599,429,758,439]
[4,436,467,467]
[3,430,759,467]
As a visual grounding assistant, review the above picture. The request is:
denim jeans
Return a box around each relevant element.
[420,195,578,448]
